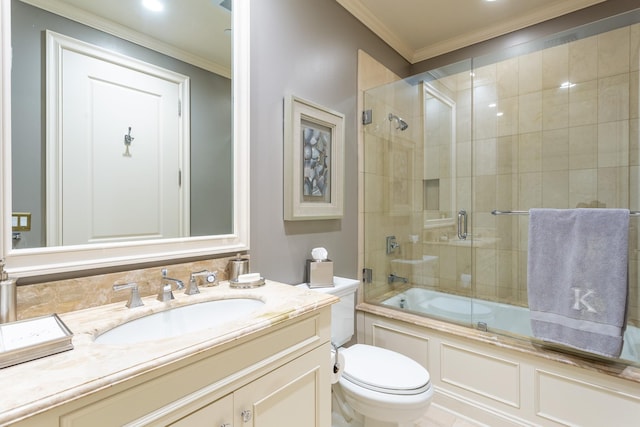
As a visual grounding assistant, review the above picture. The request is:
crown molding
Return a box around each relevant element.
[338,0,606,64]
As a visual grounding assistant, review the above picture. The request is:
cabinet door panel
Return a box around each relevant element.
[234,347,330,427]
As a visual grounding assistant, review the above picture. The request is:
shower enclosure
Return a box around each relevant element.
[362,10,640,365]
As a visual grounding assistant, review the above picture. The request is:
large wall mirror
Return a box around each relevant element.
[0,0,250,276]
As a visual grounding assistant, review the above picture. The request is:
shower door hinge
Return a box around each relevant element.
[362,109,372,125]
[363,268,372,284]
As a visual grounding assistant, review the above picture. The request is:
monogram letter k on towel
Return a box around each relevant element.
[527,208,629,358]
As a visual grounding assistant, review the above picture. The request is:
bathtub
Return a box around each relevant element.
[381,287,640,364]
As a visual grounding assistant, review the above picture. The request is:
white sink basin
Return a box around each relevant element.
[94,298,265,345]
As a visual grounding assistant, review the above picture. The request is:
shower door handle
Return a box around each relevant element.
[457,209,468,240]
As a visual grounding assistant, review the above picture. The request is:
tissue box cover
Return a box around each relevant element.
[306,259,334,288]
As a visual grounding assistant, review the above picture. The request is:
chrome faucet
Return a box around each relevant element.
[388,273,408,285]
[158,268,185,302]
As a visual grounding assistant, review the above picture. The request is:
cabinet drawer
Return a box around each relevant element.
[169,394,233,427]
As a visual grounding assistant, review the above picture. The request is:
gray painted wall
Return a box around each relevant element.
[11,0,232,248]
[249,0,409,284]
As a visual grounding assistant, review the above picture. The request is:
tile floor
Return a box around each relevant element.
[332,403,484,427]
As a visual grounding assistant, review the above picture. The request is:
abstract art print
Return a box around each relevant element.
[284,95,344,220]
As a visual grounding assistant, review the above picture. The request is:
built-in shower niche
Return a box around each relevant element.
[423,179,439,212]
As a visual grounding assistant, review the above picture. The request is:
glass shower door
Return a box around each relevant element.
[362,60,475,326]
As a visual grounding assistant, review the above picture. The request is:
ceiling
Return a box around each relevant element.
[336,0,607,63]
[22,0,607,74]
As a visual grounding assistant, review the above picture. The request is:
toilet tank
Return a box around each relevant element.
[297,277,359,347]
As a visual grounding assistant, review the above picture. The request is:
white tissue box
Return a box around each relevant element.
[306,259,334,288]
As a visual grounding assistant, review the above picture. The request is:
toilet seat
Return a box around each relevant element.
[341,344,431,395]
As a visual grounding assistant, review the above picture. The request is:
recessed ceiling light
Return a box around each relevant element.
[142,0,164,12]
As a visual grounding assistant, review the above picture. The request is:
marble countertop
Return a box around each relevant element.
[0,280,336,425]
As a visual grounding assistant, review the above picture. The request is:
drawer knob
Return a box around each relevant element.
[241,409,252,422]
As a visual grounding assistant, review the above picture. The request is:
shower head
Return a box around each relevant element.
[388,113,408,131]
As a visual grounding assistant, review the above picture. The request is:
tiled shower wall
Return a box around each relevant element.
[363,22,640,327]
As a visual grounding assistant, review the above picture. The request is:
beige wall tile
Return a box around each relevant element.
[598,26,630,78]
[518,172,542,209]
[598,73,630,123]
[569,36,598,83]
[542,171,569,208]
[475,247,497,289]
[518,132,542,173]
[474,175,497,213]
[497,57,519,99]
[598,120,630,168]
[569,124,598,169]
[542,87,569,130]
[543,44,569,90]
[497,96,519,137]
[474,138,497,176]
[569,80,598,126]
[364,172,385,213]
[496,173,515,212]
[518,92,543,133]
[497,135,517,174]
[542,128,569,171]
[518,51,542,94]
[456,141,472,178]
[597,166,629,208]
[569,168,597,207]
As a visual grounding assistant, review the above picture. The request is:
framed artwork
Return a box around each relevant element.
[284,95,344,220]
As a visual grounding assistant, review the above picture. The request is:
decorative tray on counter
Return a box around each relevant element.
[0,314,73,369]
[229,277,266,289]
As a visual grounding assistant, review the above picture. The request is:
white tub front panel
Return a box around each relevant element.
[440,343,520,408]
[362,312,640,427]
[535,369,640,426]
[369,323,430,369]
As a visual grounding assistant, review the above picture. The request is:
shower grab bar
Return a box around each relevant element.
[492,209,640,216]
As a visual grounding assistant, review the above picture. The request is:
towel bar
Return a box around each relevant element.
[491,209,640,216]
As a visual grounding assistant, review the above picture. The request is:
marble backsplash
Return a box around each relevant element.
[16,255,242,320]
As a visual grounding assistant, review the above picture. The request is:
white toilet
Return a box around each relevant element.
[298,277,433,427]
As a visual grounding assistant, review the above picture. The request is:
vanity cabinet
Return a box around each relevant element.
[12,308,331,427]
[172,347,324,427]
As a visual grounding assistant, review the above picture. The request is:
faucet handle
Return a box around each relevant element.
[113,282,144,308]
[185,270,218,295]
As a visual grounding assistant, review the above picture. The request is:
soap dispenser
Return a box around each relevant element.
[0,259,17,323]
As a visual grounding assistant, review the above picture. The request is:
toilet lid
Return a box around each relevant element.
[341,344,431,395]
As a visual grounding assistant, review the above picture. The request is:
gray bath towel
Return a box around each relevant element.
[527,208,629,358]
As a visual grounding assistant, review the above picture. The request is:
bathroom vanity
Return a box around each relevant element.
[0,281,335,426]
